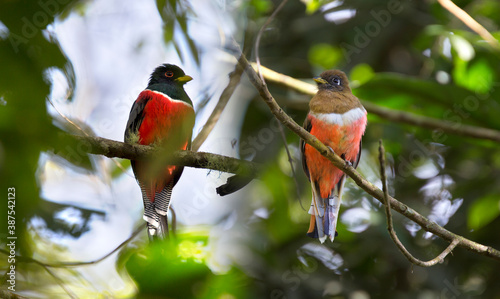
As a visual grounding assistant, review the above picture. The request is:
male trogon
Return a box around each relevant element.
[300,70,367,243]
[124,64,195,240]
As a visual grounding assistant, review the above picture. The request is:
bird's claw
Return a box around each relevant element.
[340,153,353,167]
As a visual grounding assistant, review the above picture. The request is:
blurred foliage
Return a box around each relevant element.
[308,43,343,69]
[125,233,254,298]
[156,0,200,65]
[467,193,500,230]
[0,0,78,255]
[1,0,500,298]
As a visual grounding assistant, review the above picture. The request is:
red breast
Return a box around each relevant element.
[136,89,195,200]
[138,90,194,146]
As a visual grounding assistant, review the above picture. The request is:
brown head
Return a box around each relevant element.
[309,70,363,114]
[313,70,351,92]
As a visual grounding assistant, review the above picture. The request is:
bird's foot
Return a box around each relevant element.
[340,153,353,167]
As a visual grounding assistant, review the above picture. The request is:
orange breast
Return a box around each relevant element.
[304,114,366,198]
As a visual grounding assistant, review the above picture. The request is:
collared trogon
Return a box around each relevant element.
[300,70,367,243]
[124,64,195,240]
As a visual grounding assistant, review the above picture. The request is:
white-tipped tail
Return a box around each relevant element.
[307,176,346,243]
[140,181,173,240]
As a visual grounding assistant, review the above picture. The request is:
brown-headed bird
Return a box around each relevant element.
[300,70,367,243]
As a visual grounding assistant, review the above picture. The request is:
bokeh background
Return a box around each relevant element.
[1,0,500,298]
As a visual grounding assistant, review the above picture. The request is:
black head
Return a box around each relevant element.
[147,64,193,87]
[313,70,350,92]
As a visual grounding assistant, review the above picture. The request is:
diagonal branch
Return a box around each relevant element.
[257,64,500,143]
[191,58,244,151]
[437,0,500,51]
[378,140,459,266]
[233,45,500,262]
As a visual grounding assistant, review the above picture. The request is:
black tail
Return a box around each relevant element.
[216,174,253,196]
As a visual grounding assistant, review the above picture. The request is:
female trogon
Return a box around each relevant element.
[300,70,367,243]
[124,64,195,240]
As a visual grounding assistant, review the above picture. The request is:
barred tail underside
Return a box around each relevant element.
[308,176,346,243]
[140,180,174,240]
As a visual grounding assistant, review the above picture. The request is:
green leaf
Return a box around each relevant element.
[126,236,210,298]
[251,0,272,14]
[308,43,342,69]
[111,158,131,178]
[453,58,494,94]
[468,194,500,230]
[125,233,252,298]
[354,73,481,119]
[350,63,375,88]
[302,0,330,14]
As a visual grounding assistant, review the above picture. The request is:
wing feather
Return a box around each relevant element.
[124,94,151,143]
[300,116,312,181]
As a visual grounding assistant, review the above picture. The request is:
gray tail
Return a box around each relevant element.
[141,181,173,241]
[307,176,346,243]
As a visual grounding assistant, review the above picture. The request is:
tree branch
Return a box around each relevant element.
[50,52,500,262]
[254,0,289,82]
[437,0,500,51]
[257,64,500,143]
[64,134,260,177]
[379,140,459,266]
[234,45,500,262]
[253,0,304,208]
[191,58,244,151]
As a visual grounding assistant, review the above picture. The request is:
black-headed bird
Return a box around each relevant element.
[125,64,195,240]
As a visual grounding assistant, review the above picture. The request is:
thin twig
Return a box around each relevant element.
[41,266,77,298]
[378,140,459,266]
[48,98,131,176]
[277,120,305,210]
[254,0,304,207]
[0,225,144,268]
[48,225,143,267]
[0,225,144,298]
[191,59,244,151]
[0,226,143,296]
[437,0,500,50]
[233,43,500,261]
[254,0,289,82]
[48,98,91,137]
[256,64,500,143]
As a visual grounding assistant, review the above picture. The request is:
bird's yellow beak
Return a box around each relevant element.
[313,77,328,84]
[176,75,193,83]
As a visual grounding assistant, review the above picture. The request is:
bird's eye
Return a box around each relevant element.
[165,71,174,78]
[333,77,341,85]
